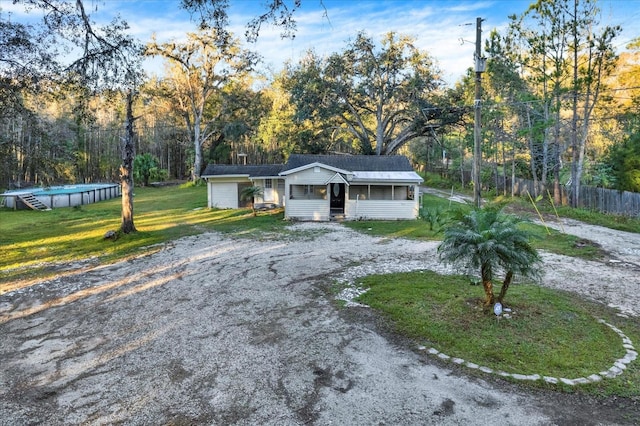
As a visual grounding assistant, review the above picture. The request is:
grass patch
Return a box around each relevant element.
[356,270,640,395]
[344,194,607,260]
[344,219,442,240]
[344,194,469,240]
[0,185,288,287]
[522,222,606,260]
[552,205,640,234]
[506,196,640,234]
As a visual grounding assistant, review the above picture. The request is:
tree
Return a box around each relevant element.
[613,38,640,123]
[504,0,620,207]
[0,15,60,188]
[256,73,301,161]
[258,70,353,159]
[15,1,144,233]
[566,0,620,208]
[606,132,640,192]
[204,77,270,164]
[240,185,263,216]
[286,32,442,155]
[180,0,304,42]
[139,77,192,179]
[146,29,257,181]
[437,208,541,307]
[133,153,159,186]
[120,90,138,233]
[504,0,575,203]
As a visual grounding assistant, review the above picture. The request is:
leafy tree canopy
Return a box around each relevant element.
[606,132,640,192]
[286,31,444,155]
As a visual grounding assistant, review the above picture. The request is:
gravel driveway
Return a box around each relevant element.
[1,221,638,425]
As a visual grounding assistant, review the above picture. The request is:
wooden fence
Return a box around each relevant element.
[494,176,640,218]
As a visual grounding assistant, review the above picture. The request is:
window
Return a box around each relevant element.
[264,179,272,189]
[290,185,327,200]
[394,186,408,200]
[369,185,393,200]
[349,185,368,200]
[348,185,415,200]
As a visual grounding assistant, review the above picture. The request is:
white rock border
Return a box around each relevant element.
[417,319,637,386]
[334,262,637,386]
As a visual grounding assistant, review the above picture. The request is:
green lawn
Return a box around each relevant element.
[355,270,640,397]
[0,185,287,288]
[1,189,625,286]
[344,194,610,260]
[3,184,639,399]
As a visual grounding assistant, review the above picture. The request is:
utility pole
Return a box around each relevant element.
[473,17,485,208]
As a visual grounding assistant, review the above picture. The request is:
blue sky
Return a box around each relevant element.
[2,0,639,85]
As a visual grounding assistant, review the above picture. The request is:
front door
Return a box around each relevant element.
[263,178,274,202]
[330,183,345,214]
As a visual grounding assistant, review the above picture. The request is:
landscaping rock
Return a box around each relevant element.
[103,230,117,240]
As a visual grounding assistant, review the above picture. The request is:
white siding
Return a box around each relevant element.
[285,199,330,221]
[345,199,419,220]
[283,168,333,220]
[207,177,288,209]
[286,167,334,184]
[282,167,421,221]
[208,181,240,209]
[253,178,284,205]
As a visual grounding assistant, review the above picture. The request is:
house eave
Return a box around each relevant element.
[351,179,424,184]
[279,162,350,176]
[203,174,250,179]
[350,171,424,184]
[249,175,283,180]
[324,172,351,186]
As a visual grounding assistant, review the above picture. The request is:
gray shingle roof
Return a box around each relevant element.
[202,154,415,178]
[201,164,284,177]
[281,154,414,172]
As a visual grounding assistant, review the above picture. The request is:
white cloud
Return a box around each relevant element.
[5,0,637,85]
[229,1,484,85]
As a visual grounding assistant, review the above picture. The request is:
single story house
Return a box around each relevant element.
[201,154,423,221]
[200,164,285,209]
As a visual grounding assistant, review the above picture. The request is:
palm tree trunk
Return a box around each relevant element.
[482,280,494,306]
[497,270,513,303]
[481,265,494,306]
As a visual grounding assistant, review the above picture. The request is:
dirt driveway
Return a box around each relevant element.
[1,220,639,425]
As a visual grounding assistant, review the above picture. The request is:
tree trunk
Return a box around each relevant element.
[553,102,563,205]
[511,144,515,197]
[481,264,494,306]
[569,0,580,208]
[375,108,384,156]
[525,109,539,195]
[193,115,203,182]
[482,279,494,306]
[497,270,513,303]
[120,90,137,234]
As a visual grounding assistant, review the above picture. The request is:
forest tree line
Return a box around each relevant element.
[1,0,639,209]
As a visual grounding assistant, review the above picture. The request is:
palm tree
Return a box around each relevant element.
[240,185,263,217]
[437,207,541,307]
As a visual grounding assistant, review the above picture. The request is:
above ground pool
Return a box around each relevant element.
[1,183,121,210]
